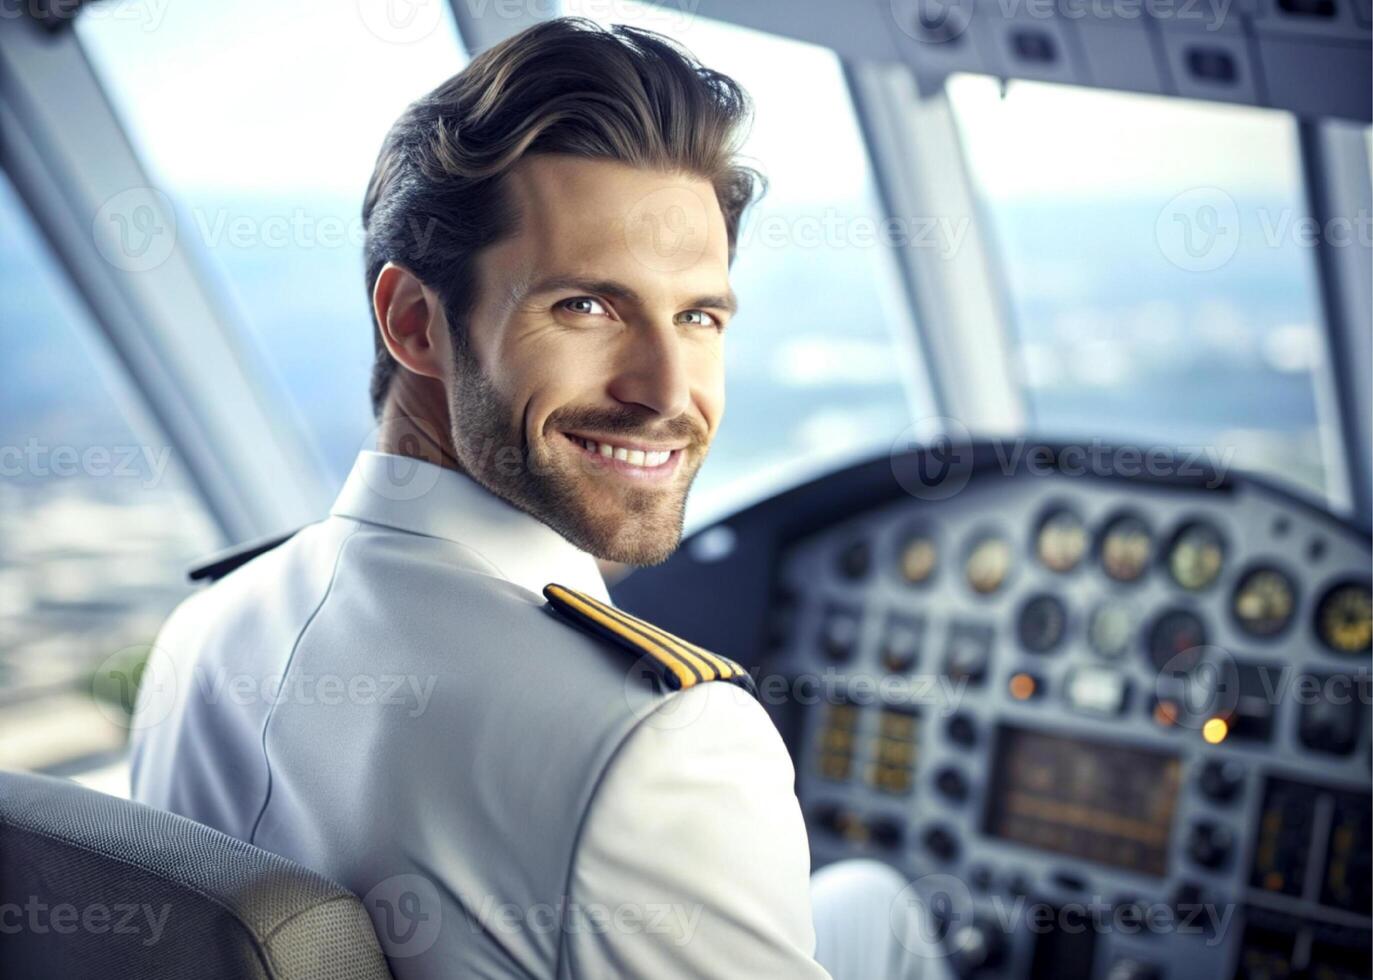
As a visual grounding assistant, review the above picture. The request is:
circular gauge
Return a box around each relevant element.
[1100,514,1152,583]
[1018,594,1068,653]
[1088,601,1135,659]
[965,536,1012,595]
[1315,582,1372,655]
[1147,608,1208,672]
[1232,567,1297,638]
[1036,510,1087,574]
[1167,522,1226,592]
[898,532,938,586]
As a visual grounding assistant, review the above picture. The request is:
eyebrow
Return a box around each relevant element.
[513,275,738,316]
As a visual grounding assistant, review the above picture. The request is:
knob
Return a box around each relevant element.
[946,713,978,748]
[1197,759,1245,804]
[1187,821,1234,869]
[868,816,905,849]
[923,825,960,861]
[935,766,969,803]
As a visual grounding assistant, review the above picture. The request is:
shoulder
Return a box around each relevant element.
[541,583,757,699]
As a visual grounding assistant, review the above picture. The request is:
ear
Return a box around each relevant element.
[372,261,449,381]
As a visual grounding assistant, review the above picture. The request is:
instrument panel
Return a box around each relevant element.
[613,444,1371,980]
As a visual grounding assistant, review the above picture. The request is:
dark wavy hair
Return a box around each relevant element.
[361,16,763,416]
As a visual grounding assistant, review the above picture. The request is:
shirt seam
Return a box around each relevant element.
[247,523,361,846]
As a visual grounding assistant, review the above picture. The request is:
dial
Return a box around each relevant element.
[1232,567,1296,638]
[898,532,938,585]
[1088,602,1135,659]
[1018,594,1068,653]
[1036,510,1087,573]
[1168,522,1225,591]
[1315,583,1372,655]
[1147,608,1208,672]
[966,536,1012,595]
[1101,514,1152,583]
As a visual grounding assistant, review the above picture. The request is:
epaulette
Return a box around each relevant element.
[543,583,757,697]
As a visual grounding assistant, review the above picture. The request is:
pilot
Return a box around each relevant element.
[130,18,947,979]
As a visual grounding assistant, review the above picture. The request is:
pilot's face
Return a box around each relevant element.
[449,155,733,565]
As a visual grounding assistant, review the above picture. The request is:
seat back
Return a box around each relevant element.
[0,769,395,980]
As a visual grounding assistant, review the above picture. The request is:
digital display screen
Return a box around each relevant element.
[984,726,1182,876]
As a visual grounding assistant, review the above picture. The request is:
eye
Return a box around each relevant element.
[676,309,721,330]
[560,296,610,317]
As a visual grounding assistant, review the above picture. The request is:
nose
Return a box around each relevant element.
[605,319,694,420]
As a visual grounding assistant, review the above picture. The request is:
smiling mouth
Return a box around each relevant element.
[560,431,685,480]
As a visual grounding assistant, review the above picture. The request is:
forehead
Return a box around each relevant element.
[488,155,733,301]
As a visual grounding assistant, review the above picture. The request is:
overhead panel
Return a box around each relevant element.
[677,0,1371,120]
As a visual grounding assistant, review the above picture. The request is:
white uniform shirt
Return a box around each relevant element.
[131,450,830,978]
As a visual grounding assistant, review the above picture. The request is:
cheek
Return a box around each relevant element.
[689,344,726,424]
[511,334,606,430]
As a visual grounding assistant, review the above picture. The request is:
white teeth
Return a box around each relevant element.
[571,434,673,468]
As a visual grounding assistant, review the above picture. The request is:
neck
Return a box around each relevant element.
[376,374,464,473]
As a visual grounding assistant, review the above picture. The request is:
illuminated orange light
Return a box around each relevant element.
[1153,700,1180,727]
[1009,673,1037,701]
[1202,717,1230,744]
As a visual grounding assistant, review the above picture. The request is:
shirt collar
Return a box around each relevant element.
[330,450,611,604]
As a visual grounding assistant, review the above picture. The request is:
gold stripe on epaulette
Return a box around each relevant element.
[544,584,698,688]
[543,583,747,691]
[569,587,729,680]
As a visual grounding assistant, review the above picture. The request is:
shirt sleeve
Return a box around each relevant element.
[563,681,832,979]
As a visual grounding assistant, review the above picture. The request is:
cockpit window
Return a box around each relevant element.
[75,2,470,483]
[0,170,219,779]
[947,75,1335,502]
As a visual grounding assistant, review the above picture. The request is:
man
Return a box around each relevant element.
[132,18,944,978]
